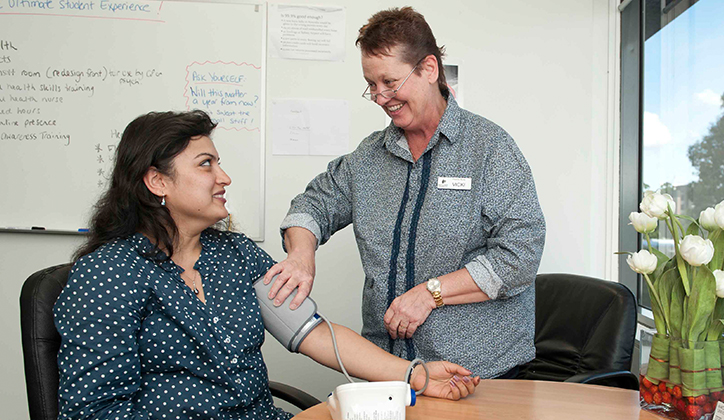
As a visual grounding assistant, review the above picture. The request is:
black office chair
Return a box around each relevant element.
[20,263,320,420]
[517,273,639,390]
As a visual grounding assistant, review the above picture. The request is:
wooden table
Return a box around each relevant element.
[293,379,661,420]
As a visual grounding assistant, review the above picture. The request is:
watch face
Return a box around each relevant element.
[427,278,441,291]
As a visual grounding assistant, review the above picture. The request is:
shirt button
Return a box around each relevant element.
[224,337,231,344]
[231,357,238,364]
[235,378,242,384]
[213,317,220,323]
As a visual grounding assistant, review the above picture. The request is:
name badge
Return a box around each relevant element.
[437,177,472,190]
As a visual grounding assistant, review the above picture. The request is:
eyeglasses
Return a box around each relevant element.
[362,60,421,102]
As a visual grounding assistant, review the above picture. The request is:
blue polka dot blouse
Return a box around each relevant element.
[54,230,293,420]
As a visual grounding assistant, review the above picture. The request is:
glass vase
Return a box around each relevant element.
[640,338,724,420]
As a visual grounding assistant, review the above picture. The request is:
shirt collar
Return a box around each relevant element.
[195,229,220,276]
[128,229,221,277]
[382,93,463,158]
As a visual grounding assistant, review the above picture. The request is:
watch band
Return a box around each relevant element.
[431,290,444,308]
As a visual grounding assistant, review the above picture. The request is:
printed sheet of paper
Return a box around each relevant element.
[271,99,349,156]
[269,4,345,61]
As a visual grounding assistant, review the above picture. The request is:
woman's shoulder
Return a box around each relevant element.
[62,237,152,312]
[73,236,136,268]
[206,229,275,277]
[69,236,154,286]
[456,108,510,141]
[349,126,394,156]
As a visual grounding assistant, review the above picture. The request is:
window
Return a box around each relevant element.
[619,0,724,315]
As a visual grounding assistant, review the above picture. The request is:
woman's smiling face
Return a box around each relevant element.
[163,135,231,233]
[362,46,433,133]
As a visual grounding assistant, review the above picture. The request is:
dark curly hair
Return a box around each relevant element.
[74,110,218,261]
[356,6,448,97]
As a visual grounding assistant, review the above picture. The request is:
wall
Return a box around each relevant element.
[0,0,618,417]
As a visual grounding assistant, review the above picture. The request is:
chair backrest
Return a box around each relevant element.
[520,273,637,381]
[20,263,72,420]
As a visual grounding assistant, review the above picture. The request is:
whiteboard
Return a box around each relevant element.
[0,0,266,240]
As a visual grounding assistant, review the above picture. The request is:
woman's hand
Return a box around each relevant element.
[263,254,315,310]
[412,361,480,400]
[263,227,318,310]
[384,284,435,339]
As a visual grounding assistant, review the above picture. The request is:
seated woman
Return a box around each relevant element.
[54,110,479,420]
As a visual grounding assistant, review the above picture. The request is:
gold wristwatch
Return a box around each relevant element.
[426,277,444,308]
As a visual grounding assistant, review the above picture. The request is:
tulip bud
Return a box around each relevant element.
[715,270,724,299]
[715,201,724,230]
[700,207,720,232]
[679,235,715,267]
[629,212,658,234]
[627,250,658,274]
[640,190,675,220]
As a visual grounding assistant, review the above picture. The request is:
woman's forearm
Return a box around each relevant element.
[438,268,490,305]
[283,227,318,258]
[298,321,411,382]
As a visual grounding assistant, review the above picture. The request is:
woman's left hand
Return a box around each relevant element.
[412,361,480,400]
[384,284,435,339]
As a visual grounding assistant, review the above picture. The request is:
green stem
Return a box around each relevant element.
[668,211,691,296]
[646,233,653,253]
[673,214,686,237]
[643,272,669,333]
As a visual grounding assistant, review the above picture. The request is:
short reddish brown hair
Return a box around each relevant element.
[356,7,448,97]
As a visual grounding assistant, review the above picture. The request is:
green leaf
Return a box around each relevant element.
[651,293,668,335]
[669,274,685,339]
[708,230,724,272]
[643,272,668,334]
[686,266,718,343]
[676,214,701,234]
[653,254,676,283]
[683,293,690,342]
[657,268,678,334]
[668,216,692,296]
[706,298,724,340]
[686,220,701,237]
[677,253,691,296]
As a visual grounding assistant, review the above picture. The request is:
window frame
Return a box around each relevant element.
[619,0,648,325]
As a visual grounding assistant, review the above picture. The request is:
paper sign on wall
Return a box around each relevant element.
[271,99,349,156]
[269,4,346,61]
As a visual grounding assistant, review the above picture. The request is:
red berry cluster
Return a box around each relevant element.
[640,375,723,419]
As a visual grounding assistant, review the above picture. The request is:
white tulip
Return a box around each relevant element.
[700,207,720,232]
[629,212,658,234]
[640,190,675,220]
[715,201,724,230]
[627,250,658,274]
[679,235,715,267]
[715,270,724,299]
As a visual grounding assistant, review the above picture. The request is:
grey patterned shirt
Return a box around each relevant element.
[281,96,546,378]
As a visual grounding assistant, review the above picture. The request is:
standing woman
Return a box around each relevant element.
[266,7,546,379]
[54,110,478,420]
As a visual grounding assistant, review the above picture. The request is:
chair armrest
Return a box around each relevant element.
[564,370,639,390]
[269,381,321,410]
